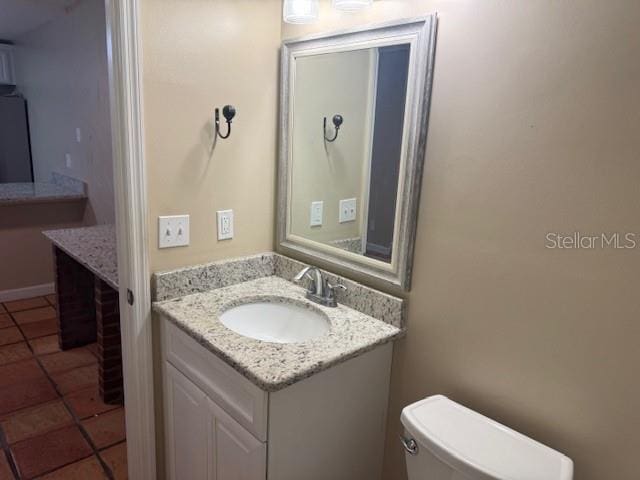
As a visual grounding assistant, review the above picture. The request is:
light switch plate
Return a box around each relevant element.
[339,198,357,223]
[310,201,323,227]
[158,215,190,248]
[217,210,234,240]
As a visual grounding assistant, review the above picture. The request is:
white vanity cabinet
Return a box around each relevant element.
[164,363,266,480]
[160,318,393,480]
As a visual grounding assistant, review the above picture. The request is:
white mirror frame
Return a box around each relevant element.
[277,16,438,290]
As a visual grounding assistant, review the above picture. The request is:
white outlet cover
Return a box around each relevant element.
[339,198,357,223]
[158,215,190,248]
[65,153,72,168]
[310,201,323,227]
[75,127,82,143]
[217,210,234,240]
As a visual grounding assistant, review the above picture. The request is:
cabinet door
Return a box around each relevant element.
[207,398,266,480]
[165,362,209,480]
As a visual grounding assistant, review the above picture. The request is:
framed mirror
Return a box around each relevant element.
[277,17,437,290]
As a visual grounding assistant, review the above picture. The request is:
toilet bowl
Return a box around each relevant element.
[400,395,573,480]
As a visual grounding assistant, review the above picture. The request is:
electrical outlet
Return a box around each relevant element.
[217,210,234,240]
[339,198,357,223]
[158,215,190,248]
[310,201,323,227]
[75,127,82,143]
[65,153,72,168]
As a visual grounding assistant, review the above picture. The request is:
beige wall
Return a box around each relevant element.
[0,202,85,291]
[14,0,115,225]
[283,1,640,479]
[141,0,282,273]
[290,49,374,243]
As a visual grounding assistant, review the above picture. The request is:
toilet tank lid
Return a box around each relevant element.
[401,395,573,480]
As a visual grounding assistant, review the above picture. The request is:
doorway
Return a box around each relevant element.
[0,0,154,478]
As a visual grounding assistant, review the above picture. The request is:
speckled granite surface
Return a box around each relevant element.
[0,182,86,206]
[153,252,404,328]
[329,237,364,254]
[154,276,402,391]
[153,253,275,302]
[51,171,86,194]
[43,225,118,289]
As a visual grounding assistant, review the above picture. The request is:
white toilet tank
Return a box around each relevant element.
[400,395,573,480]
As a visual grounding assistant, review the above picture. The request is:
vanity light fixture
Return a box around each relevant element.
[214,105,236,139]
[332,0,373,12]
[323,114,343,142]
[283,0,319,24]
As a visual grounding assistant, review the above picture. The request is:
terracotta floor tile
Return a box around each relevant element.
[0,453,15,480]
[11,307,57,326]
[0,343,32,366]
[19,320,58,340]
[82,408,126,450]
[51,364,98,395]
[44,294,57,307]
[3,297,48,313]
[0,313,13,329]
[0,327,24,347]
[39,349,96,375]
[1,400,73,444]
[100,442,127,480]
[10,425,92,479]
[64,386,119,420]
[0,377,58,416]
[86,343,99,358]
[0,359,44,390]
[37,455,107,479]
[28,335,61,356]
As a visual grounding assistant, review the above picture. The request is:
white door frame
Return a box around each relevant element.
[105,0,157,478]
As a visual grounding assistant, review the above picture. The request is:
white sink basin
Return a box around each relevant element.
[220,300,330,344]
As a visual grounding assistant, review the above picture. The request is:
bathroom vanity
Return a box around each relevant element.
[153,253,404,480]
[153,15,436,480]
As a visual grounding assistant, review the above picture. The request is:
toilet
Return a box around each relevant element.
[401,395,573,480]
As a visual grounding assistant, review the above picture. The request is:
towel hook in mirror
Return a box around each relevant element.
[215,105,236,139]
[323,114,343,142]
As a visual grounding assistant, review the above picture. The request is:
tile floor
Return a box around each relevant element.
[0,295,127,480]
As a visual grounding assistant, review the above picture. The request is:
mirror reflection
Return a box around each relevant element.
[289,44,410,263]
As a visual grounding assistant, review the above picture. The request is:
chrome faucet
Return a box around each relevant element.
[293,266,346,307]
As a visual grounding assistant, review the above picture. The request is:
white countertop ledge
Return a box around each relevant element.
[153,276,403,392]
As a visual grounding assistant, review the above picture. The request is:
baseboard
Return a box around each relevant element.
[0,283,55,302]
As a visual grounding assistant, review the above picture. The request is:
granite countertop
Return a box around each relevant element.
[153,276,402,392]
[0,182,86,206]
[43,225,118,289]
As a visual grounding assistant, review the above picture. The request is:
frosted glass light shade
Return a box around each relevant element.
[332,0,373,11]
[283,0,320,24]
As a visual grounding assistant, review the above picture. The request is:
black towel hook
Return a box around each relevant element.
[215,105,236,139]
[323,114,343,142]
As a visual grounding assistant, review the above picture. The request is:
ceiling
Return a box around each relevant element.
[0,0,74,40]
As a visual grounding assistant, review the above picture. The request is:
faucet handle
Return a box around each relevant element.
[326,281,347,298]
[325,282,346,307]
